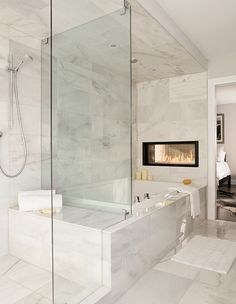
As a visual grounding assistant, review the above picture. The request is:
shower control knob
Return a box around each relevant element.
[143,193,150,200]
[0,131,3,138]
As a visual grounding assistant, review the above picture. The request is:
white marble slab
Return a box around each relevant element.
[179,281,236,304]
[37,274,90,304]
[99,194,197,304]
[0,255,19,276]
[9,207,102,286]
[134,72,208,185]
[154,260,199,280]
[5,260,51,291]
[15,293,51,304]
[0,276,32,304]
[0,36,42,255]
[115,270,191,304]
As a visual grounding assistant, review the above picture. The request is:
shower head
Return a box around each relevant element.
[11,54,34,72]
[22,54,33,62]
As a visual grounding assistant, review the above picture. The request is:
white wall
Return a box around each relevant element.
[134,72,208,184]
[0,27,42,255]
[217,103,236,177]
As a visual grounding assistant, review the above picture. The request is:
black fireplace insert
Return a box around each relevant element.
[143,141,199,167]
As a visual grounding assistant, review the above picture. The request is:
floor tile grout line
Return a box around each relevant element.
[1,258,21,276]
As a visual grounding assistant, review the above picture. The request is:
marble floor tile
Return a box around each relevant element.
[5,260,51,291]
[114,220,236,304]
[0,255,19,276]
[196,258,236,292]
[0,276,32,304]
[179,281,236,304]
[14,292,51,304]
[115,270,192,304]
[154,260,199,280]
[37,275,87,304]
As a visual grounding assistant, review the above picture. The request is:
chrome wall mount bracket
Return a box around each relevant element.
[121,0,130,16]
[42,38,49,45]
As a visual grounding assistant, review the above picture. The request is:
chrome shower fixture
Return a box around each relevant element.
[8,54,33,72]
[0,53,33,178]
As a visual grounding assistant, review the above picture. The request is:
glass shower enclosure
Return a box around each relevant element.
[42,3,132,303]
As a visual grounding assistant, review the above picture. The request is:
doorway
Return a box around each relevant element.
[208,76,236,221]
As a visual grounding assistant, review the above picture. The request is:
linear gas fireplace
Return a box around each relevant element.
[143,141,199,167]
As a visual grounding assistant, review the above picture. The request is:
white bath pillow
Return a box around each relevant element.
[217,150,226,162]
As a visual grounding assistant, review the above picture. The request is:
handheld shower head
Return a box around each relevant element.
[23,54,33,62]
[11,54,34,72]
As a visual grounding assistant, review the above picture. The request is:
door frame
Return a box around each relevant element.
[208,75,236,220]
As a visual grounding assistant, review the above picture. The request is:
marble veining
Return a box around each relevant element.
[0,26,42,256]
[94,192,204,304]
[36,205,125,229]
[41,11,132,210]
[134,72,208,185]
[9,207,103,287]
[115,220,236,304]
[0,255,93,304]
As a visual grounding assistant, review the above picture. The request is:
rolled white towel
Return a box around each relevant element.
[18,194,62,212]
[18,190,56,200]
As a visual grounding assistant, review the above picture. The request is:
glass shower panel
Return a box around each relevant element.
[49,5,131,304]
[51,8,132,220]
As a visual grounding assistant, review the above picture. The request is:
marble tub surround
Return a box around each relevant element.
[9,207,103,287]
[133,72,208,185]
[94,193,206,304]
[35,205,124,230]
[132,180,207,221]
[8,190,206,304]
[115,220,236,304]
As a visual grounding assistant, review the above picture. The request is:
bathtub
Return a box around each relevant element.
[133,180,205,199]
[132,180,207,218]
[8,180,207,304]
[97,181,207,304]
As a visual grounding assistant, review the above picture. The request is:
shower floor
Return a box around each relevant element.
[34,205,125,229]
[0,255,97,304]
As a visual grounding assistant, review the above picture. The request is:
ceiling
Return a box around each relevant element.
[0,0,123,40]
[154,0,236,59]
[0,0,205,82]
[130,0,205,82]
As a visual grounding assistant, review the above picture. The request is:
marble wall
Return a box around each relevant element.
[0,27,42,255]
[133,72,208,184]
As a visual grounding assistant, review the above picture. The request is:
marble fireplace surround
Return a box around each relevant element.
[133,72,208,185]
[8,186,206,304]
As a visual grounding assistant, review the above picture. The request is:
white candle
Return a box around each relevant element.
[141,169,148,180]
[135,171,141,180]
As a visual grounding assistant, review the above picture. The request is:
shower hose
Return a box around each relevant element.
[0,71,27,178]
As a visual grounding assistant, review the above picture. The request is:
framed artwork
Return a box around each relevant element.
[217,113,224,144]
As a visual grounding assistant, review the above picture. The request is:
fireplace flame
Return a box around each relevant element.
[155,146,195,164]
[163,151,194,164]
